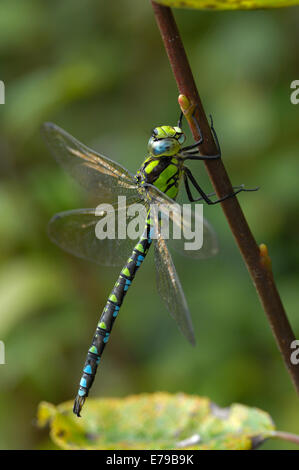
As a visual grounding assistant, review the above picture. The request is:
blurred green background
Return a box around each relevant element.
[0,0,298,450]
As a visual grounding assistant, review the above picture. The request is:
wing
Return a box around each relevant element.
[48,197,143,267]
[153,210,196,346]
[144,184,218,259]
[167,211,218,260]
[42,122,138,203]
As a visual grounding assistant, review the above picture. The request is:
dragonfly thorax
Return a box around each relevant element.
[135,126,186,200]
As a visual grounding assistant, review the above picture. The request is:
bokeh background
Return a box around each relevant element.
[0,0,298,450]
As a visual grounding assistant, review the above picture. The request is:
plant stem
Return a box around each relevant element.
[151,1,299,395]
[272,431,299,446]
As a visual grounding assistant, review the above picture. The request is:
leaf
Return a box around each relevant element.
[155,0,299,10]
[37,392,276,450]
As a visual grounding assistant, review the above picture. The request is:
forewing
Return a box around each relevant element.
[42,122,137,203]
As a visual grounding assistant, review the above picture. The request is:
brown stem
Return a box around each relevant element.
[272,431,299,446]
[151,1,299,395]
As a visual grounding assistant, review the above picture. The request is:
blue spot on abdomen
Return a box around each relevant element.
[84,365,92,375]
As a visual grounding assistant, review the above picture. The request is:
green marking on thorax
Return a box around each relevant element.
[166,185,178,199]
[145,160,159,174]
[154,164,179,192]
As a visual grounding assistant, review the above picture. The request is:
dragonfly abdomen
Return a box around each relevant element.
[73,216,153,416]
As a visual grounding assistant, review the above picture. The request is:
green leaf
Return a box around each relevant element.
[155,0,299,10]
[37,392,276,450]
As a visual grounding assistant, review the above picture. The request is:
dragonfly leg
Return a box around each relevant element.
[182,104,221,154]
[182,116,221,160]
[181,152,220,161]
[181,107,219,150]
[190,185,250,202]
[177,110,183,129]
[208,114,221,155]
[183,167,259,205]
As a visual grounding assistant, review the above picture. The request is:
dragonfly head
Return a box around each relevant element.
[148,125,186,157]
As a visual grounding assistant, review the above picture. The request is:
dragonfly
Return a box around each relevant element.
[43,109,256,417]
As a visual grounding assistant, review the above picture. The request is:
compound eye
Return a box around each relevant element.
[178,133,186,144]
